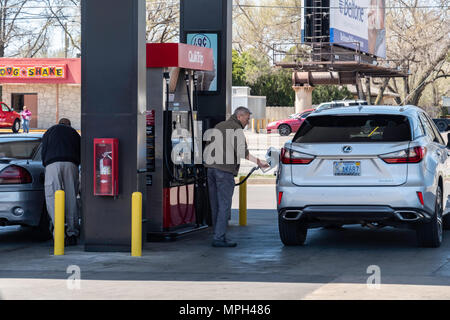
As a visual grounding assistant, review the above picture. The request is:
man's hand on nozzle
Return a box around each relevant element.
[257,158,270,169]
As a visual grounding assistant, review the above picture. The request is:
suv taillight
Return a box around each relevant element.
[281,147,315,164]
[0,165,32,184]
[379,146,426,164]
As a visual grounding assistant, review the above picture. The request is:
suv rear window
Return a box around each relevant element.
[293,115,411,143]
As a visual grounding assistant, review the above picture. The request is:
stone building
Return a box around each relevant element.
[0,58,81,130]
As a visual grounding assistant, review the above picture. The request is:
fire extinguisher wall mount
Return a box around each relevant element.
[94,138,119,196]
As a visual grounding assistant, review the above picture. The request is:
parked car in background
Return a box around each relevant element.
[267,108,315,136]
[315,99,368,112]
[0,102,21,133]
[276,105,450,248]
[0,133,51,239]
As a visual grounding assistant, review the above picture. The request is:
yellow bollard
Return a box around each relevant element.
[54,190,65,256]
[239,176,247,226]
[251,118,255,133]
[131,192,142,257]
[256,119,260,133]
[262,119,266,129]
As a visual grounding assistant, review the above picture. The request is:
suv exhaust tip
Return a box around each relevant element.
[394,211,424,222]
[282,210,303,220]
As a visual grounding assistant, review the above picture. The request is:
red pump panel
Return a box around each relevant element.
[93,138,119,196]
[163,184,196,229]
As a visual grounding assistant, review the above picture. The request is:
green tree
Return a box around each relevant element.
[250,69,295,106]
[312,86,353,105]
[232,49,271,85]
[232,49,247,86]
[233,49,293,105]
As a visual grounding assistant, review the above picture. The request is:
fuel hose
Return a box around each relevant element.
[235,166,259,186]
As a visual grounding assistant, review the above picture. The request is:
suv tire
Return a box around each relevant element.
[416,185,443,248]
[278,214,307,245]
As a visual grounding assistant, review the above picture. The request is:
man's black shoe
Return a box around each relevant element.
[212,240,237,247]
[64,236,78,247]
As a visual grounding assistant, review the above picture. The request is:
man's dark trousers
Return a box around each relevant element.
[207,167,235,241]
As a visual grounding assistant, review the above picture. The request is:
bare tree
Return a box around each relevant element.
[0,0,41,57]
[233,0,303,58]
[0,0,81,58]
[146,0,179,43]
[43,0,80,55]
[374,0,450,106]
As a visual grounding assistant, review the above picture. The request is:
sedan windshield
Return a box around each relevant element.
[0,138,41,159]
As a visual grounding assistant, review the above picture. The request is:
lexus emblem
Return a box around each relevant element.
[342,146,352,153]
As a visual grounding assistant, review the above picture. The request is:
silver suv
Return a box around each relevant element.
[275,105,450,247]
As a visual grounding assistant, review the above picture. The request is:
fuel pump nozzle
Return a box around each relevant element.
[234,147,280,186]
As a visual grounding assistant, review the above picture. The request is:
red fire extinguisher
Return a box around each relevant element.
[99,152,112,194]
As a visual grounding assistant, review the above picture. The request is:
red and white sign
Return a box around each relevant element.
[146,43,213,71]
[0,64,67,79]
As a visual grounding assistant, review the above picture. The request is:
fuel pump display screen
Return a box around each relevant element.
[146,110,156,186]
[186,33,218,92]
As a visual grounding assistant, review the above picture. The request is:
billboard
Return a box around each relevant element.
[330,0,386,58]
[186,33,218,92]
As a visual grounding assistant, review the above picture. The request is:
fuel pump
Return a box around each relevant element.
[145,43,214,240]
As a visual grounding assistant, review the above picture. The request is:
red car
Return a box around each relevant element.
[266,108,315,136]
[0,102,21,133]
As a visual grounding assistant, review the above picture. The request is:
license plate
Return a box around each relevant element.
[333,161,361,176]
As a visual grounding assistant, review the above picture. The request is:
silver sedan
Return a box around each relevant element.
[0,133,51,239]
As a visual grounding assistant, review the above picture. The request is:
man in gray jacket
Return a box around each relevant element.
[205,107,269,247]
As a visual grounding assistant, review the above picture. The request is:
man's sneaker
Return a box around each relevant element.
[212,240,237,247]
[64,236,78,247]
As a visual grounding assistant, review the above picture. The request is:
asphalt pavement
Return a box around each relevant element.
[2,185,450,299]
[2,130,450,300]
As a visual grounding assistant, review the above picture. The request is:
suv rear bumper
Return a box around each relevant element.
[279,205,433,223]
[277,184,436,213]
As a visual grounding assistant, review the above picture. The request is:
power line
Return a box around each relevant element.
[3,15,79,21]
[0,2,447,22]
[234,4,450,9]
[0,2,447,10]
